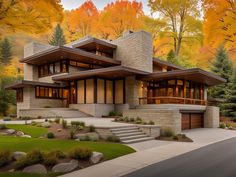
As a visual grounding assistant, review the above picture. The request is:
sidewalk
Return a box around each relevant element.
[60,128,236,177]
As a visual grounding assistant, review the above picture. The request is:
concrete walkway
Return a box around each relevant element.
[60,128,236,177]
[0,117,133,128]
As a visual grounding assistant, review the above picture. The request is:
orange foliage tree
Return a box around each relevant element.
[96,0,144,39]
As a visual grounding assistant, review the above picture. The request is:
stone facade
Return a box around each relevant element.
[204,106,220,128]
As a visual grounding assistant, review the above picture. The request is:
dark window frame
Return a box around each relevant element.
[35,86,67,99]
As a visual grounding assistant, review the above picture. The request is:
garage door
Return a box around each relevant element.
[181,113,203,130]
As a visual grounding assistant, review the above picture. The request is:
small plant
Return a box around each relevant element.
[135,117,142,124]
[142,121,147,125]
[89,125,95,132]
[71,121,85,129]
[62,119,67,129]
[70,128,76,139]
[181,134,187,139]
[129,118,135,122]
[68,147,92,160]
[54,118,60,124]
[0,124,6,130]
[47,132,55,139]
[118,117,124,121]
[172,135,178,140]
[20,116,31,120]
[114,118,119,122]
[45,118,48,122]
[148,121,155,125]
[0,150,11,167]
[124,117,129,122]
[31,121,37,126]
[106,135,120,142]
[43,153,58,166]
[14,149,44,169]
[219,123,226,129]
[37,116,42,119]
[109,111,116,116]
[162,128,174,137]
[3,117,11,121]
[47,150,65,159]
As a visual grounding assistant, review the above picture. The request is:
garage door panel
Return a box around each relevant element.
[182,113,190,130]
[191,114,203,129]
[182,113,203,130]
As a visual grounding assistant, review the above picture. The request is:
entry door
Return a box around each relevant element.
[69,81,77,104]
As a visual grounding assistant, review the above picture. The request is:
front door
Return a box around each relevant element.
[69,81,77,104]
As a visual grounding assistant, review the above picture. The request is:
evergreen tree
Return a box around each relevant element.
[208,45,233,100]
[0,38,12,65]
[221,68,236,119]
[167,49,178,65]
[49,24,66,46]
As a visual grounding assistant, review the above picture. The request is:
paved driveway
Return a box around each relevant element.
[60,128,236,177]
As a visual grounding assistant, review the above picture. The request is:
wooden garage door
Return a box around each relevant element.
[181,113,203,130]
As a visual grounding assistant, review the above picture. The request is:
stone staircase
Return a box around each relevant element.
[110,126,154,144]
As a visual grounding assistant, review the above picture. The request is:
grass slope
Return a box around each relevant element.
[0,136,135,160]
[6,125,48,138]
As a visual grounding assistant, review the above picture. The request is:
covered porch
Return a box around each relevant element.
[137,68,226,106]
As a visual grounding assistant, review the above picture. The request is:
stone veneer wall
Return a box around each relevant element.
[123,109,182,134]
[204,106,219,128]
[113,30,153,73]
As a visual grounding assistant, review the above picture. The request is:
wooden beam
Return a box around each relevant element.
[94,78,97,104]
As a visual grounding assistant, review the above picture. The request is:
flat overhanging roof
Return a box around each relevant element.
[53,66,150,81]
[5,80,67,90]
[20,46,121,66]
[137,68,226,86]
[153,58,184,70]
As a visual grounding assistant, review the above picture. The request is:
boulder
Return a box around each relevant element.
[21,135,31,138]
[16,131,24,136]
[75,132,99,141]
[12,151,26,160]
[90,152,104,164]
[23,164,47,174]
[6,129,16,134]
[52,162,79,173]
[41,122,50,128]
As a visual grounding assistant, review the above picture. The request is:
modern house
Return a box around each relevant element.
[7,30,225,133]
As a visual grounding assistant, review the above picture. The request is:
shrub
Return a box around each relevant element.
[89,125,95,132]
[43,153,58,166]
[68,147,92,160]
[15,150,44,169]
[219,123,226,129]
[3,117,11,121]
[109,111,116,116]
[37,116,42,119]
[71,121,85,128]
[142,122,147,125]
[181,134,187,139]
[172,135,178,140]
[70,128,76,139]
[124,117,129,122]
[0,124,6,130]
[62,119,67,129]
[118,117,124,121]
[136,117,142,121]
[20,116,31,120]
[162,128,174,137]
[148,121,155,125]
[114,118,119,122]
[54,118,60,124]
[47,150,65,159]
[106,135,120,142]
[45,118,48,122]
[47,132,55,139]
[31,121,37,126]
[0,150,11,167]
[129,118,135,122]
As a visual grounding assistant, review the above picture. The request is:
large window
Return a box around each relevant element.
[35,86,66,99]
[16,89,23,102]
[38,60,68,77]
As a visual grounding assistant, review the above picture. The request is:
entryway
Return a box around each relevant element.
[181,113,204,130]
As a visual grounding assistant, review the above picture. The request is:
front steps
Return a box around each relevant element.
[110,126,154,144]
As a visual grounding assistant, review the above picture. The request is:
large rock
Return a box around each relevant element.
[16,131,24,136]
[20,135,31,138]
[75,132,99,141]
[52,162,79,173]
[41,122,50,128]
[6,129,16,134]
[12,151,26,160]
[90,152,104,164]
[23,164,47,174]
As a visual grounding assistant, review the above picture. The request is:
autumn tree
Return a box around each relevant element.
[49,24,66,46]
[0,38,12,65]
[64,0,99,41]
[166,49,178,65]
[203,0,236,49]
[97,0,144,39]
[0,0,63,35]
[148,0,202,56]
[208,45,233,101]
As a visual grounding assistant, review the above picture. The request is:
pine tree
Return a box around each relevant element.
[167,49,178,65]
[208,45,233,100]
[0,38,12,65]
[49,24,66,46]
[221,68,236,119]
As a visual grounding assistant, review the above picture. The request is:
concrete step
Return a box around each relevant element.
[110,126,138,132]
[113,129,141,135]
[115,132,145,138]
[122,137,155,144]
[119,134,148,141]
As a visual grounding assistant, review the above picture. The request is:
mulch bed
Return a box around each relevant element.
[156,135,193,142]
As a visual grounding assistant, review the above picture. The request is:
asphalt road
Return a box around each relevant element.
[123,137,236,177]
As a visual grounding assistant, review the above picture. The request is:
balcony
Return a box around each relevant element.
[139,96,207,106]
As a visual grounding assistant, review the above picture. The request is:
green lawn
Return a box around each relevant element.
[6,124,48,138]
[0,136,135,160]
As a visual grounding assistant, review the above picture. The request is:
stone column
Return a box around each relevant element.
[204,106,219,128]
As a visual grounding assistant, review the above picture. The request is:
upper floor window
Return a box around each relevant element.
[38,60,68,77]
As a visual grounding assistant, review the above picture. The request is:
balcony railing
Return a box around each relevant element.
[139,96,207,106]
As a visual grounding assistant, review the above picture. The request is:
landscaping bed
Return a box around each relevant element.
[156,134,193,142]
[114,116,155,125]
[219,117,236,130]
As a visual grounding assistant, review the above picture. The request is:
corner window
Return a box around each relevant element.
[16,89,23,102]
